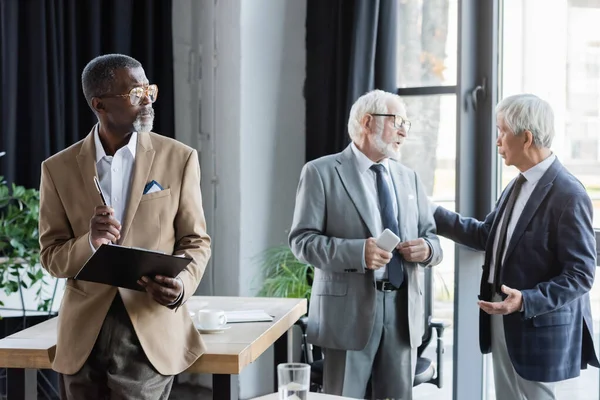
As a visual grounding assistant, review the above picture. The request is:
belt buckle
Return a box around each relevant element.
[377,281,395,292]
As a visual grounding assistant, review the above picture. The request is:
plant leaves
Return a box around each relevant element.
[255,245,313,301]
[0,178,51,310]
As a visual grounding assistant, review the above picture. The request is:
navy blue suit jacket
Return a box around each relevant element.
[434,158,599,382]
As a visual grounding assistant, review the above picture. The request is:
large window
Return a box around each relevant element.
[394,1,458,398]
[396,0,600,398]
[393,1,600,399]
[404,96,456,400]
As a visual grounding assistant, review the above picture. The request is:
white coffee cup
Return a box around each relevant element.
[196,309,227,329]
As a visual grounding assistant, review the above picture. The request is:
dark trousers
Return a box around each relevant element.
[60,295,174,400]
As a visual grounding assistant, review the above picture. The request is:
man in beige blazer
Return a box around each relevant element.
[38,54,211,400]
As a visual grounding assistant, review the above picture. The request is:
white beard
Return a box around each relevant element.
[133,116,154,133]
[374,130,401,160]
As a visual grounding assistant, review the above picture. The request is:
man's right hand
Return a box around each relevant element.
[89,206,121,249]
[365,238,392,270]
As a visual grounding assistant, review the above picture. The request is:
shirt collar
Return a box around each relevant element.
[351,142,391,175]
[93,124,137,163]
[521,153,556,185]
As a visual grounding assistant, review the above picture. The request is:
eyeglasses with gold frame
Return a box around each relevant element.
[100,84,158,106]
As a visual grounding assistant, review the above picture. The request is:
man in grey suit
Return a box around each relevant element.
[289,90,443,399]
[434,94,599,399]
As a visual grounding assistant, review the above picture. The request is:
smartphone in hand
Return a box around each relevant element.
[375,229,401,252]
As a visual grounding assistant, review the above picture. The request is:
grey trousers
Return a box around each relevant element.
[61,295,174,400]
[323,286,416,400]
[490,294,556,400]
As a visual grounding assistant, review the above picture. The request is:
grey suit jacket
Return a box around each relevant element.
[289,145,442,351]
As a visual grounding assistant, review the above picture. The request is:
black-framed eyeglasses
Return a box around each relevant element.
[370,113,412,132]
[100,84,159,106]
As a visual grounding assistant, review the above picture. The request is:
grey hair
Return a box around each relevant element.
[495,94,555,148]
[81,54,142,109]
[347,90,405,141]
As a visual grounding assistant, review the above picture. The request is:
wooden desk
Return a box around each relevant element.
[0,296,307,400]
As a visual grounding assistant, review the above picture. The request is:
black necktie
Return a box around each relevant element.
[370,164,404,288]
[492,174,526,294]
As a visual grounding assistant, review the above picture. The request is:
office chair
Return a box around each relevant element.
[295,267,450,391]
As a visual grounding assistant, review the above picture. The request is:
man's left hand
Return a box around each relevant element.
[478,285,523,315]
[397,238,430,262]
[137,275,183,306]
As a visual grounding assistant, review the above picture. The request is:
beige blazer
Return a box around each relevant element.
[38,128,212,375]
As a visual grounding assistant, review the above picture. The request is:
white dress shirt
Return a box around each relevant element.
[94,126,137,224]
[488,153,557,283]
[351,143,399,280]
[89,126,136,253]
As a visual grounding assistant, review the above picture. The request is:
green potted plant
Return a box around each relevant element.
[256,245,313,302]
[0,174,56,311]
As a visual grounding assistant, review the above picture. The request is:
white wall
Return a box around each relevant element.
[239,0,306,296]
[172,0,306,397]
[237,3,306,397]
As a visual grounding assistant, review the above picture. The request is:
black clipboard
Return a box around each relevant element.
[75,244,192,291]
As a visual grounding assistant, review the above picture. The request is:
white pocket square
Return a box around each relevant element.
[146,185,161,194]
[143,180,164,194]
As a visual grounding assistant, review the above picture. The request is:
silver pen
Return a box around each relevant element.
[93,176,108,206]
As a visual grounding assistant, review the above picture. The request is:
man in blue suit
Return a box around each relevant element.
[434,94,599,399]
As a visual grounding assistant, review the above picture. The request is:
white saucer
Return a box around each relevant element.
[196,324,231,334]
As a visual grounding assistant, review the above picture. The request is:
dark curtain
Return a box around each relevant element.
[305,0,398,161]
[0,0,174,189]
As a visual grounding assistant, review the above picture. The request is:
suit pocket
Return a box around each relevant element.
[532,310,572,327]
[312,281,347,296]
[134,189,173,250]
[140,188,171,202]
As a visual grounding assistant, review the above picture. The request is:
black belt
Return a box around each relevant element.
[374,280,399,292]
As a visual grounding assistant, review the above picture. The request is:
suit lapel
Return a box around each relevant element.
[335,146,378,236]
[119,132,155,244]
[388,161,407,241]
[76,127,103,211]
[503,160,561,263]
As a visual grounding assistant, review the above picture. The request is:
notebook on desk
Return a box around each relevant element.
[75,244,192,291]
[225,310,274,323]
